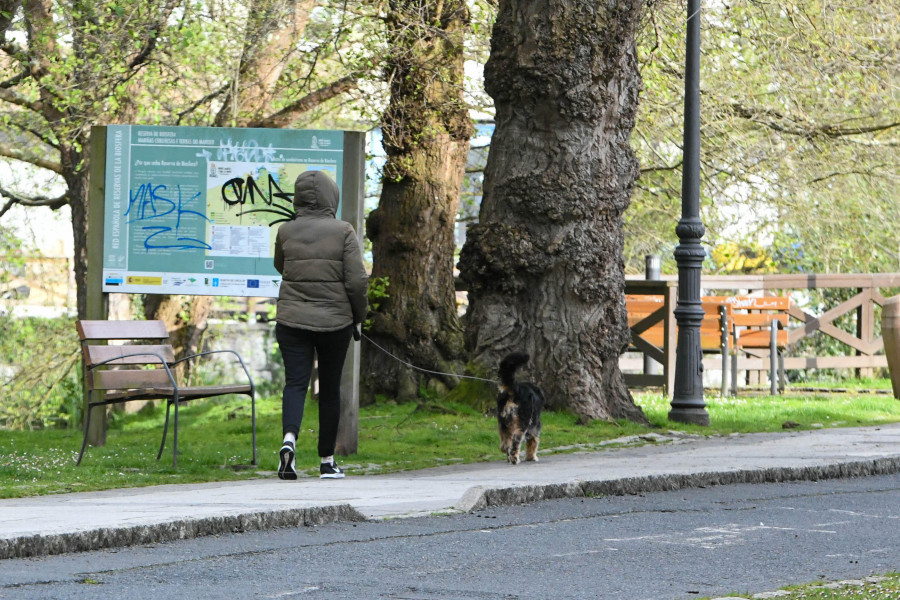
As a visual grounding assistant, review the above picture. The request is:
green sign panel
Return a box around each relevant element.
[102,125,345,297]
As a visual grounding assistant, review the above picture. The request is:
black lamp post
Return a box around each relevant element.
[669,0,710,426]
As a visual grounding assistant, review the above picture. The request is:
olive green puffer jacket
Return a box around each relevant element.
[274,170,367,331]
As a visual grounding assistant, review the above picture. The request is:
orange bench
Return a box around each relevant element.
[625,293,790,395]
[626,295,732,395]
[705,296,790,394]
[627,296,733,351]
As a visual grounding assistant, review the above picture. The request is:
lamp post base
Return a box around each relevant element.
[668,406,710,426]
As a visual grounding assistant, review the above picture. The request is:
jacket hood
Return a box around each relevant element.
[292,170,339,217]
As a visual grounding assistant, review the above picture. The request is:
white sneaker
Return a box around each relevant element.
[319,460,345,479]
[278,441,297,480]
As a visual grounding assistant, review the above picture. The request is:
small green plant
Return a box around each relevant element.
[365,276,390,330]
[0,316,82,430]
[0,227,27,290]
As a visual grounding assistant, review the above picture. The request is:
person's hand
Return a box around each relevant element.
[352,324,361,341]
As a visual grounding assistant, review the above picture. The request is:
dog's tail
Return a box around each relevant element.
[498,352,530,389]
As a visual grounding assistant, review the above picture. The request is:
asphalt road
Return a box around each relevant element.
[2,473,899,600]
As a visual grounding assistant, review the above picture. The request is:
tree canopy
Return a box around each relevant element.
[0,0,380,317]
[629,0,900,275]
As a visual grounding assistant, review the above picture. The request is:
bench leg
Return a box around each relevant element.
[720,344,728,398]
[770,349,778,395]
[778,352,786,393]
[730,350,738,396]
[770,321,784,395]
[157,400,172,461]
[172,394,179,468]
[251,393,257,466]
[76,399,94,466]
[720,308,729,397]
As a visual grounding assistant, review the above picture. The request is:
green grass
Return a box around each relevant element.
[789,376,894,391]
[701,573,900,599]
[636,388,900,434]
[2,383,900,499]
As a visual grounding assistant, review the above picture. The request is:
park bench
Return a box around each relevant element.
[625,291,791,395]
[75,319,256,467]
[626,294,732,395]
[705,295,790,395]
[626,296,733,352]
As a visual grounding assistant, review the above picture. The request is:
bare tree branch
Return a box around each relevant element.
[20,123,59,151]
[0,68,30,89]
[0,143,62,173]
[0,86,43,113]
[640,158,683,175]
[809,164,893,184]
[176,85,229,125]
[0,185,68,219]
[725,99,900,140]
[248,74,360,129]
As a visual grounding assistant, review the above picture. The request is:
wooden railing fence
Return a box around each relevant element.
[622,273,900,395]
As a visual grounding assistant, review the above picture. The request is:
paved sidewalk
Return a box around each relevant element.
[2,424,900,560]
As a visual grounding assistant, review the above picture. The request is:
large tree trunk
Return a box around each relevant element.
[213,0,315,126]
[360,1,473,402]
[458,0,647,424]
[66,156,91,321]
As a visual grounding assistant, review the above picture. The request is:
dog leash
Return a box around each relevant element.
[360,332,498,385]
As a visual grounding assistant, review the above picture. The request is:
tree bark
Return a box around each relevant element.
[65,150,91,320]
[214,0,315,127]
[458,0,647,424]
[360,0,474,402]
[142,294,214,384]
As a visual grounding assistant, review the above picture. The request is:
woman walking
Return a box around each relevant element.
[274,169,367,479]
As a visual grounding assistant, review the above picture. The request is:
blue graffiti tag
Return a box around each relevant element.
[125,182,211,251]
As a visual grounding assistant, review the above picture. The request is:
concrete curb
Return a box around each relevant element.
[462,456,900,511]
[4,456,900,560]
[0,504,366,561]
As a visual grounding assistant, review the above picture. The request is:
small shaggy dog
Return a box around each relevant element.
[497,352,545,465]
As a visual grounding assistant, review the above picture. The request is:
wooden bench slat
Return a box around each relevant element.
[629,295,790,310]
[736,330,789,348]
[83,344,176,366]
[77,319,169,341]
[625,295,664,304]
[105,384,253,401]
[703,295,791,310]
[626,301,666,312]
[90,368,173,390]
[732,313,789,328]
[628,313,727,325]
[635,329,728,351]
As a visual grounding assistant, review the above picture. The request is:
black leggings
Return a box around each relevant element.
[275,323,352,457]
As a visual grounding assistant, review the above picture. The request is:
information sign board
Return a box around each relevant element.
[101,125,345,297]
